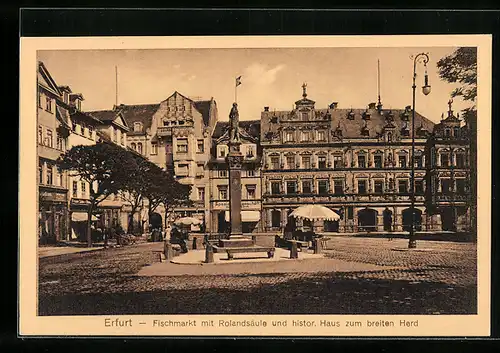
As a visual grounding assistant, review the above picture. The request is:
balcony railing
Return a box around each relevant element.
[157,127,172,137]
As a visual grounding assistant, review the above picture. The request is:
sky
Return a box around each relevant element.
[38,47,472,123]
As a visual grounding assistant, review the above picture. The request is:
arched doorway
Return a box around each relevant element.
[402,208,423,232]
[358,208,377,232]
[383,208,393,232]
[150,212,162,230]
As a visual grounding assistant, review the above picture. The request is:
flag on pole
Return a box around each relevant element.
[236,76,242,87]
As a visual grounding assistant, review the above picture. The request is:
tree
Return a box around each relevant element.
[120,153,162,234]
[437,47,477,113]
[57,143,138,247]
[143,170,193,228]
[437,47,477,236]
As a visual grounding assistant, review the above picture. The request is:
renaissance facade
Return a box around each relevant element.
[259,85,471,234]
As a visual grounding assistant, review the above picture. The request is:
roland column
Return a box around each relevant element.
[226,103,244,238]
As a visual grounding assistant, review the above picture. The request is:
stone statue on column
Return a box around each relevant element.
[229,102,241,144]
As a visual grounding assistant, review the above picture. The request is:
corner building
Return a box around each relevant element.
[260,86,440,233]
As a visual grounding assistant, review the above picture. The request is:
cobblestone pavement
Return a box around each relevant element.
[38,237,477,315]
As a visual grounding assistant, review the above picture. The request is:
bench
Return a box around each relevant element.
[212,246,275,260]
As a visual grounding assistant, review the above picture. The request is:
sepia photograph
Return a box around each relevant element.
[19,35,491,336]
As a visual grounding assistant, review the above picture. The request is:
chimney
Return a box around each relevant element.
[264,106,269,112]
[329,102,338,109]
[368,102,376,109]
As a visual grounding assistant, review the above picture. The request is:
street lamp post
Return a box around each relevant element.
[409,53,431,249]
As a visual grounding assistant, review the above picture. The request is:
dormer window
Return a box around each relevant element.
[301,112,309,121]
[361,127,369,137]
[387,132,393,142]
[76,99,81,111]
[63,92,69,104]
[363,110,371,120]
[348,110,355,120]
[445,128,451,137]
[133,122,143,132]
[453,127,460,137]
[163,120,170,126]
[45,97,53,113]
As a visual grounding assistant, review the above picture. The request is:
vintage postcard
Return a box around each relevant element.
[19,35,491,337]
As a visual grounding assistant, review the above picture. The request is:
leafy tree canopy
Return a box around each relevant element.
[437,47,477,111]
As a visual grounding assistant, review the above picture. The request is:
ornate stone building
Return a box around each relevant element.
[425,101,471,232]
[209,120,262,234]
[259,84,441,234]
[91,92,219,229]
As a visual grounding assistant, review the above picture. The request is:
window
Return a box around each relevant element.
[301,156,311,169]
[246,145,255,158]
[56,133,64,151]
[197,139,204,153]
[38,92,43,108]
[414,155,423,168]
[286,156,295,169]
[357,180,367,194]
[151,143,158,155]
[301,112,308,121]
[456,154,465,168]
[374,180,384,194]
[218,169,228,178]
[120,133,124,145]
[358,155,366,168]
[374,155,383,168]
[218,146,227,158]
[334,180,344,195]
[270,157,280,169]
[301,131,312,142]
[318,180,329,194]
[113,129,117,142]
[441,179,451,194]
[131,143,136,151]
[333,155,343,168]
[81,181,86,196]
[59,170,64,187]
[45,129,53,148]
[398,180,409,193]
[38,126,43,144]
[39,161,43,184]
[271,181,281,195]
[454,127,460,138]
[271,210,281,228]
[133,122,143,132]
[46,164,53,185]
[247,170,255,177]
[163,120,170,126]
[72,181,78,197]
[285,131,294,142]
[246,185,256,199]
[387,132,393,142]
[456,179,466,194]
[88,124,94,138]
[317,131,326,141]
[137,143,143,154]
[415,180,424,194]
[177,138,188,153]
[45,97,52,112]
[441,153,450,167]
[286,181,297,194]
[198,187,205,202]
[302,180,312,194]
[445,129,451,137]
[318,156,327,169]
[77,100,81,111]
[218,186,228,200]
[63,92,68,104]
[399,155,407,168]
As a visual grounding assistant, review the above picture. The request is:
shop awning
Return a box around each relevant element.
[72,212,98,222]
[224,211,260,222]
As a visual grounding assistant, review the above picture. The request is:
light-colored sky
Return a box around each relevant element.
[38,47,472,123]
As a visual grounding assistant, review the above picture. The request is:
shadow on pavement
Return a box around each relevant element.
[39,271,476,316]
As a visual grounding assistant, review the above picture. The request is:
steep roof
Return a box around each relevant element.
[213,120,261,139]
[260,107,435,141]
[90,104,160,136]
[193,100,212,127]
